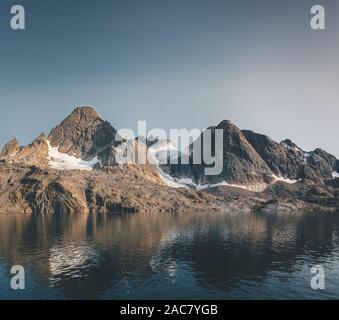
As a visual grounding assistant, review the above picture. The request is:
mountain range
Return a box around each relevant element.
[0,106,338,214]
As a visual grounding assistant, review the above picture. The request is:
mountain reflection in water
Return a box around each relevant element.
[0,211,339,299]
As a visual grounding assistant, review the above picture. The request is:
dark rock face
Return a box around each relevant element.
[48,106,117,160]
[280,139,301,150]
[209,120,273,185]
[164,120,273,190]
[243,131,338,182]
[327,178,339,189]
[297,165,322,183]
[242,131,305,179]
[163,121,339,189]
[305,148,337,180]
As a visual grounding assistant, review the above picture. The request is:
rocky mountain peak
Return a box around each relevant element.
[7,137,18,145]
[280,139,302,151]
[0,133,49,167]
[164,119,273,190]
[36,133,46,141]
[48,106,117,160]
[243,130,305,179]
[216,119,235,130]
[71,105,100,121]
[306,148,337,179]
[0,137,20,160]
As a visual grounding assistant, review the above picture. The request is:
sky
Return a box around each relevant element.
[0,0,338,157]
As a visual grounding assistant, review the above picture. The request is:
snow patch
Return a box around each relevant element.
[156,171,261,191]
[272,174,299,184]
[156,166,188,189]
[46,140,100,171]
[154,166,264,192]
[149,141,266,191]
[178,179,256,191]
[281,142,301,152]
[332,172,339,178]
[146,143,186,188]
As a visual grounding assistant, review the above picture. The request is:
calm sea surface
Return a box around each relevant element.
[0,211,339,299]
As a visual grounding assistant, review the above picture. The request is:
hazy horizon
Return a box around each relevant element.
[1,0,338,157]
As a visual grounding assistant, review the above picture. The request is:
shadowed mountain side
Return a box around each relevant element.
[243,130,338,181]
[162,120,273,191]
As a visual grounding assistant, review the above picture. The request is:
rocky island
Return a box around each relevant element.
[0,106,338,214]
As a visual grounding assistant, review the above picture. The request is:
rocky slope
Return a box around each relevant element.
[243,130,338,182]
[0,163,226,214]
[0,134,49,167]
[0,106,338,214]
[242,131,305,179]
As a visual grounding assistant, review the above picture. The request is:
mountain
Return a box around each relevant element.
[0,138,20,161]
[201,120,273,188]
[242,131,305,179]
[0,106,338,214]
[163,120,274,191]
[305,148,338,179]
[48,106,117,160]
[242,130,338,181]
[0,134,48,167]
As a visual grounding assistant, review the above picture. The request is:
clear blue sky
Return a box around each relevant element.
[0,0,338,157]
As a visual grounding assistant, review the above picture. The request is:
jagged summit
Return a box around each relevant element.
[0,107,338,186]
[216,119,234,129]
[243,130,305,179]
[49,106,101,134]
[280,139,303,151]
[48,106,117,160]
[71,105,100,119]
[164,119,273,190]
[0,133,48,167]
[0,137,20,159]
